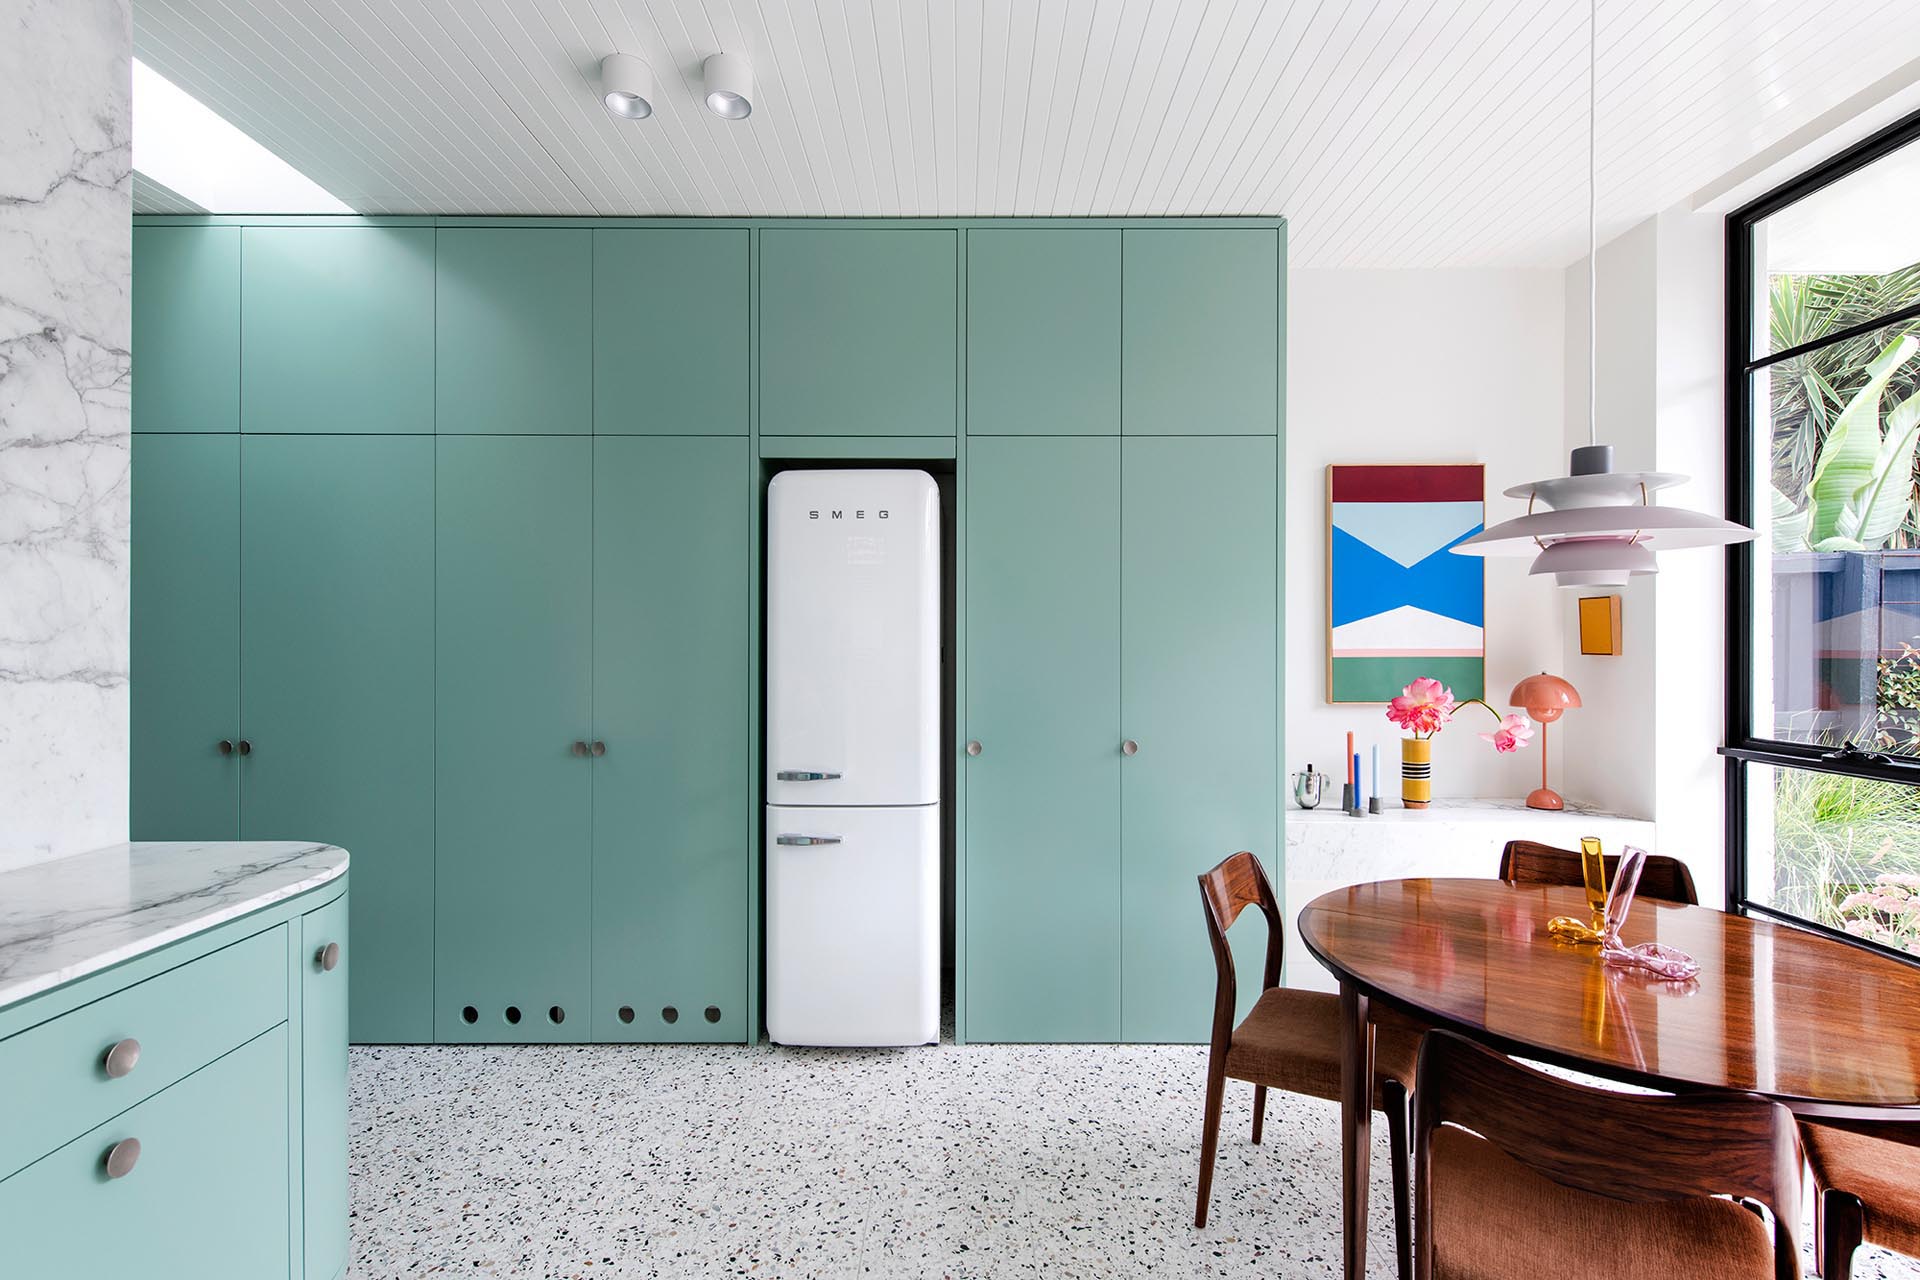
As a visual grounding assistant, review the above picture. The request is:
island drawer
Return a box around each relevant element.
[0,924,287,1182]
[0,1025,290,1277]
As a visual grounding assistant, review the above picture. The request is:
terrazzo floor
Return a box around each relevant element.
[348,1038,1920,1279]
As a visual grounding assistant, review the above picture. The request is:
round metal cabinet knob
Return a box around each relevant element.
[104,1137,141,1179]
[317,942,341,972]
[236,739,252,756]
[102,1038,141,1080]
[217,739,234,756]
[1121,739,1139,757]
[590,740,607,757]
[965,740,982,757]
[571,740,589,758]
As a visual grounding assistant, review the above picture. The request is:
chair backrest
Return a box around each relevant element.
[1498,839,1700,906]
[1196,852,1284,1046]
[1414,1030,1801,1280]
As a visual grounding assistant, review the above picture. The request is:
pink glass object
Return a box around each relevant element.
[1597,847,1701,981]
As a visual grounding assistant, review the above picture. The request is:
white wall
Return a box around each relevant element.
[1287,268,1566,799]
[0,1,132,870]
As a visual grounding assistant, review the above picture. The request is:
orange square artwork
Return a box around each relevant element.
[1577,594,1622,656]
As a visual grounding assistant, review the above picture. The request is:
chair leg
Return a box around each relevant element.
[1251,1085,1268,1145]
[1821,1189,1864,1280]
[1812,1186,1826,1278]
[1195,1058,1228,1228]
[1384,1080,1413,1280]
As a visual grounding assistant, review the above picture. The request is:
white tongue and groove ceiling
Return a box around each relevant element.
[132,0,1920,267]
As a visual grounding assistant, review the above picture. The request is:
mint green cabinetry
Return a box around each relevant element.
[131,434,240,841]
[241,226,434,434]
[1122,229,1279,435]
[1120,436,1278,1041]
[240,437,434,1043]
[132,226,239,433]
[964,437,1122,1041]
[591,438,749,1041]
[0,1026,291,1280]
[759,228,957,435]
[966,230,1119,435]
[435,437,593,1042]
[300,895,349,1280]
[594,229,749,434]
[437,228,591,434]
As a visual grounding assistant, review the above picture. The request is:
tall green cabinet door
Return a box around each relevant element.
[966,229,1120,435]
[593,229,749,434]
[132,225,239,433]
[590,437,750,1042]
[436,436,593,1043]
[965,437,1123,1042]
[240,225,435,434]
[130,434,240,841]
[759,228,957,435]
[437,228,592,433]
[1121,229,1280,435]
[239,436,434,1043]
[1120,436,1279,1043]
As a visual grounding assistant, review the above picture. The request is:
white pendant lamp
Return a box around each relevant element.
[702,53,753,120]
[598,53,655,120]
[1451,0,1752,587]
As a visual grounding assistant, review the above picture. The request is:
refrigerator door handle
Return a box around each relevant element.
[776,770,843,781]
[775,834,843,846]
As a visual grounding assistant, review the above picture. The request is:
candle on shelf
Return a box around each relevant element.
[1346,732,1354,785]
[1371,744,1379,804]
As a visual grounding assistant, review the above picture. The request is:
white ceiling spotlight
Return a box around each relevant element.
[1450,0,1752,587]
[598,53,655,120]
[702,53,753,120]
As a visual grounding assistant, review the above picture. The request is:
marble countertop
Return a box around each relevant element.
[0,842,348,1008]
[1288,797,1650,824]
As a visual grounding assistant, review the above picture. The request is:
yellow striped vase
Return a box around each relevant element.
[1400,737,1432,809]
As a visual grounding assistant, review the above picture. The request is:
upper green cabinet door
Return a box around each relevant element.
[1122,229,1279,435]
[965,437,1122,1042]
[435,436,593,1043]
[133,226,239,433]
[239,435,434,1044]
[130,434,240,841]
[594,229,748,435]
[1119,436,1278,1043]
[759,229,957,435]
[966,230,1120,435]
[590,437,750,1042]
[241,225,434,434]
[438,228,592,434]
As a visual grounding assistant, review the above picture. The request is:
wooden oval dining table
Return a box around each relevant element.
[1298,877,1920,1280]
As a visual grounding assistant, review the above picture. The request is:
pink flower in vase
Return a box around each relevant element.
[1480,713,1534,754]
[1386,677,1456,737]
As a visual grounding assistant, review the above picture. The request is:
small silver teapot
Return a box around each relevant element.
[1291,766,1331,810]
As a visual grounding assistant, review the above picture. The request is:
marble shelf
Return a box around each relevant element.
[1282,798,1658,991]
[0,841,349,1008]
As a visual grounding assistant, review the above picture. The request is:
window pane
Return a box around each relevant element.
[1754,332,1920,754]
[1753,133,1920,359]
[1748,763,1920,960]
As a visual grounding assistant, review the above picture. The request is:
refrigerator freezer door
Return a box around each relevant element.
[766,470,940,808]
[766,804,939,1046]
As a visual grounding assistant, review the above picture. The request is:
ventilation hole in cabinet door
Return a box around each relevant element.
[617,1006,636,1024]
[548,1006,565,1025]
[661,1006,679,1024]
[704,1006,721,1024]
[461,1006,478,1025]
[504,1006,522,1025]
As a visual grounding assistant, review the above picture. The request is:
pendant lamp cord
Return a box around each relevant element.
[1587,0,1598,449]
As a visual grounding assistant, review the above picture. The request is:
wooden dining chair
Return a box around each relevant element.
[1195,851,1419,1279]
[1803,1118,1920,1279]
[1413,1029,1803,1280]
[1497,838,1700,905]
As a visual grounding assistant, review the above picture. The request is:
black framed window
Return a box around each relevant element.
[1726,108,1920,965]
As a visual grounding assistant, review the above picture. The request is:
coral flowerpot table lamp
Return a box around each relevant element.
[1511,673,1581,810]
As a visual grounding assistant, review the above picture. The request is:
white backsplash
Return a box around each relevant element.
[0,1,133,871]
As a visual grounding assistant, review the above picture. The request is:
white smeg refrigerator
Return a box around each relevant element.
[765,469,941,1046]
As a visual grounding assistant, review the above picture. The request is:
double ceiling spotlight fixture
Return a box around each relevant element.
[702,53,753,119]
[597,53,654,120]
[1450,0,1751,587]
